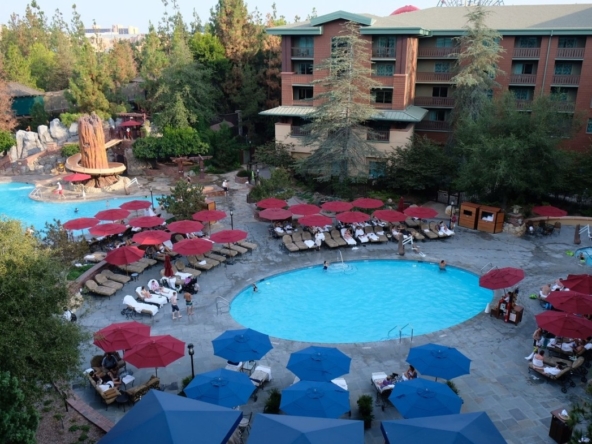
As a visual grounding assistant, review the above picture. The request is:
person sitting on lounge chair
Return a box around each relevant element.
[543,364,562,376]
[532,350,545,369]
[380,375,395,388]
[283,221,294,234]
[149,280,164,293]
[355,226,369,243]
[438,221,454,236]
[552,279,567,291]
[540,284,551,299]
[274,222,285,235]
[138,286,162,307]
[342,228,356,246]
[402,365,417,381]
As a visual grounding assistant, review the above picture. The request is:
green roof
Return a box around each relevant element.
[310,11,375,27]
[259,105,427,122]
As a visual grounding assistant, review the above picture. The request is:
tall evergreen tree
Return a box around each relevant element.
[139,26,170,81]
[260,6,285,109]
[67,42,110,113]
[3,44,34,86]
[0,59,17,132]
[107,40,138,89]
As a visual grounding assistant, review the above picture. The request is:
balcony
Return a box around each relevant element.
[509,74,536,84]
[515,100,533,110]
[417,47,459,58]
[367,130,390,142]
[291,126,310,137]
[551,75,580,86]
[553,101,576,112]
[556,48,585,59]
[415,120,451,132]
[372,48,396,58]
[292,99,312,106]
[416,72,454,82]
[291,47,314,58]
[513,48,541,58]
[414,97,455,107]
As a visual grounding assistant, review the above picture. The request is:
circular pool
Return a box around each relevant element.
[230,260,492,343]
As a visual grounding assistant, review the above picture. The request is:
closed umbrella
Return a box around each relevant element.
[287,346,351,382]
[257,198,288,209]
[95,209,130,221]
[299,214,333,227]
[212,328,273,363]
[397,196,405,212]
[404,207,438,219]
[63,217,99,231]
[120,200,152,211]
[129,216,165,228]
[373,209,407,223]
[535,311,592,339]
[104,246,144,266]
[93,321,150,352]
[321,201,353,213]
[259,208,293,221]
[532,205,567,218]
[560,274,592,295]
[167,220,204,234]
[336,211,370,224]
[406,344,471,380]
[163,255,175,278]
[479,267,525,290]
[89,223,127,237]
[173,238,213,256]
[546,290,592,315]
[280,381,350,418]
[132,230,171,246]
[62,173,91,182]
[389,378,462,419]
[184,368,255,408]
[125,335,185,376]
[290,203,321,215]
[351,197,383,209]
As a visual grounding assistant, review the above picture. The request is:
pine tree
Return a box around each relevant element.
[3,44,35,87]
[67,42,110,113]
[107,40,138,89]
[260,6,285,109]
[0,60,17,132]
[139,26,169,81]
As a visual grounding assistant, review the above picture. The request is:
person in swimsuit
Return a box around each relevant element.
[171,293,181,320]
[184,292,194,316]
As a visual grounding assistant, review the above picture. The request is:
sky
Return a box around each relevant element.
[1,0,588,32]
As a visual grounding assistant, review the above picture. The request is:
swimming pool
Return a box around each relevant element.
[0,182,157,230]
[230,260,492,343]
[576,247,592,266]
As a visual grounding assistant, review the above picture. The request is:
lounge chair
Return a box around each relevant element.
[123,295,158,317]
[229,244,248,254]
[126,375,160,404]
[87,374,121,407]
[301,232,317,249]
[238,241,257,250]
[188,255,218,271]
[338,229,357,246]
[250,365,272,402]
[283,235,300,252]
[147,279,177,301]
[528,357,585,393]
[429,221,451,238]
[371,372,396,411]
[94,274,124,290]
[84,252,107,263]
[323,233,338,248]
[292,232,312,250]
[118,261,147,274]
[364,226,381,243]
[405,217,420,228]
[204,251,227,262]
[85,279,117,297]
[212,244,238,257]
[420,222,438,240]
[138,257,157,267]
[174,259,202,278]
[330,230,347,247]
[372,226,389,242]
[100,270,131,284]
[135,286,167,308]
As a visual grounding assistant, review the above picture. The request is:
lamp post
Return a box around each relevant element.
[449,201,455,230]
[188,343,195,378]
[230,210,234,230]
[149,187,154,209]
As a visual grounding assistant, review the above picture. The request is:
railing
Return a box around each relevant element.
[399,324,413,344]
[551,75,580,85]
[367,130,390,142]
[292,99,312,107]
[553,101,576,112]
[291,126,310,137]
[515,99,533,110]
[556,47,585,59]
[416,72,454,82]
[417,47,459,58]
[372,47,396,58]
[480,263,495,274]
[509,74,536,84]
[291,47,314,58]
[415,120,451,131]
[513,47,541,58]
[414,97,455,107]
[216,296,230,315]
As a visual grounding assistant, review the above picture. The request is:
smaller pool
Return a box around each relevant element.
[575,247,592,266]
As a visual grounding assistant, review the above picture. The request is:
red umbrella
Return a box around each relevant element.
[336,211,371,224]
[479,267,525,290]
[257,198,288,209]
[210,230,248,244]
[289,204,321,216]
[120,120,142,127]
[321,201,353,213]
[168,220,204,234]
[95,209,130,221]
[173,238,213,256]
[93,321,150,352]
[105,246,145,266]
[124,335,185,376]
[560,275,592,295]
[164,255,175,277]
[120,200,152,211]
[299,214,333,227]
[546,291,592,315]
[351,197,383,209]
[89,223,127,237]
[129,216,165,228]
[259,208,293,221]
[532,206,567,218]
[63,173,91,182]
[63,217,99,231]
[373,209,407,223]
[132,230,171,246]
[192,210,227,223]
[535,311,592,339]
[404,207,439,219]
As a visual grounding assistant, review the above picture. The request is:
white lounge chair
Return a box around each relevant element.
[123,295,158,317]
[147,279,177,301]
[135,287,167,308]
[250,365,272,402]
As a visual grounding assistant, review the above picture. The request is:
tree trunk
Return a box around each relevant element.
[78,113,118,187]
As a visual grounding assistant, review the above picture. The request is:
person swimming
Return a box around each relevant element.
[323,261,329,271]
[439,260,447,270]
[252,283,258,292]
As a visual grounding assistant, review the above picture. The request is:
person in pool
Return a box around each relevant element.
[439,260,447,270]
[323,260,329,271]
[252,283,258,292]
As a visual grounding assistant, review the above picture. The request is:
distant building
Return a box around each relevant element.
[7,82,44,117]
[85,25,144,51]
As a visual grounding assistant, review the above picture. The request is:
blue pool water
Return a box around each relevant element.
[575,247,592,266]
[0,182,157,230]
[231,260,492,343]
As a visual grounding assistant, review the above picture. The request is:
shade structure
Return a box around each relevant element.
[212,328,273,362]
[389,378,463,419]
[120,120,142,127]
[560,274,592,295]
[259,208,293,221]
[93,321,150,352]
[132,230,171,246]
[173,238,213,256]
[167,220,204,234]
[210,230,247,244]
[89,223,127,237]
[404,207,439,219]
[351,197,383,209]
[535,311,592,339]
[62,173,91,182]
[193,210,227,223]
[546,291,592,315]
[406,344,471,380]
[479,267,525,290]
[248,414,364,444]
[184,368,256,408]
[95,208,130,221]
[163,255,174,277]
[257,197,288,209]
[373,209,407,223]
[129,216,165,228]
[321,201,353,213]
[104,246,145,266]
[100,390,241,444]
[125,335,185,376]
[289,203,321,215]
[120,200,152,211]
[336,211,370,224]
[280,381,350,418]
[63,217,99,231]
[532,205,567,218]
[287,346,351,382]
[299,214,333,227]
[380,411,505,444]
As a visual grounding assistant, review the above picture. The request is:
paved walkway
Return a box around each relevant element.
[73,176,590,443]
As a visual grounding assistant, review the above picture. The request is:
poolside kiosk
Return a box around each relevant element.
[477,206,504,234]
[458,202,480,229]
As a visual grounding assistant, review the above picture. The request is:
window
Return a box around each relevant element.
[432,87,448,98]
[294,62,313,75]
[436,37,454,48]
[297,37,314,48]
[512,63,534,74]
[555,63,573,75]
[373,36,396,57]
[428,110,447,121]
[373,63,394,76]
[293,37,314,57]
[434,62,451,73]
[512,88,531,100]
[372,89,393,104]
[515,37,540,48]
[293,87,313,100]
[368,161,386,178]
[587,118,592,134]
[558,37,577,48]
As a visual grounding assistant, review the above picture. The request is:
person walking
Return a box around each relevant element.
[171,292,181,320]
[184,292,194,316]
[222,179,229,194]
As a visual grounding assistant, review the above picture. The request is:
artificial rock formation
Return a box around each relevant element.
[78,113,118,188]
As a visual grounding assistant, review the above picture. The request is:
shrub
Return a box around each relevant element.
[61,144,80,158]
[263,388,281,414]
[446,380,459,395]
[59,113,85,128]
[357,394,374,429]
[133,127,209,161]
[0,130,15,153]
[247,168,294,202]
[236,169,250,177]
[204,125,243,172]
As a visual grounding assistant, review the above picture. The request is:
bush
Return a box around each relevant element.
[357,394,374,429]
[61,144,80,158]
[59,111,111,127]
[204,125,243,172]
[0,130,15,153]
[263,388,281,414]
[446,380,459,395]
[247,168,294,202]
[133,127,209,161]
[236,169,250,177]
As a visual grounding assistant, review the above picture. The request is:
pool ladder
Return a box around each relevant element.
[384,324,414,343]
[480,263,496,274]
[216,296,230,315]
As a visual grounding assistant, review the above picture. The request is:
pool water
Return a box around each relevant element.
[230,260,492,343]
[0,182,157,230]
[575,247,592,266]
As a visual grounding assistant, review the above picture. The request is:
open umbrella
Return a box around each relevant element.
[132,230,171,246]
[212,328,273,363]
[535,311,592,339]
[93,321,150,352]
[100,390,241,444]
[104,246,144,266]
[406,344,471,380]
[95,208,130,221]
[381,412,505,444]
[173,238,213,256]
[280,381,350,418]
[259,208,293,221]
[210,230,247,244]
[257,198,288,209]
[125,335,185,376]
[389,378,462,419]
[129,216,165,228]
[404,207,439,219]
[532,205,567,218]
[560,274,592,294]
[299,214,332,227]
[290,204,321,215]
[321,201,353,213]
[546,291,592,315]
[167,220,204,234]
[479,267,525,290]
[63,217,99,231]
[89,223,127,237]
[287,346,351,382]
[193,210,227,223]
[163,255,175,277]
[120,200,152,211]
[120,120,142,127]
[62,173,91,182]
[184,368,256,408]
[373,209,407,223]
[351,197,383,209]
[336,211,370,224]
[248,414,363,444]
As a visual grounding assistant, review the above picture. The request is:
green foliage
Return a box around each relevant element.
[236,169,250,177]
[254,141,295,169]
[357,394,374,429]
[40,219,90,266]
[3,44,35,87]
[61,144,80,158]
[204,124,242,171]
[181,375,193,390]
[133,127,209,161]
[568,393,592,443]
[0,371,39,444]
[446,380,459,395]
[248,168,294,202]
[0,130,15,153]
[69,425,80,433]
[189,32,227,65]
[158,180,208,221]
[59,113,84,127]
[30,101,49,129]
[67,42,110,113]
[28,42,57,91]
[263,388,281,414]
[66,264,94,281]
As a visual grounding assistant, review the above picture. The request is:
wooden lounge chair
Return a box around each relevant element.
[292,232,311,250]
[405,217,420,228]
[372,226,389,242]
[330,230,347,247]
[229,243,248,254]
[138,257,157,267]
[429,221,450,238]
[528,357,585,393]
[126,375,160,404]
[364,226,381,243]
[87,374,121,407]
[204,251,227,262]
[94,274,124,290]
[100,269,131,283]
[174,260,202,277]
[283,235,300,252]
[323,233,338,248]
[238,240,257,250]
[212,244,238,257]
[85,279,117,297]
[301,232,317,249]
[188,255,219,271]
[118,261,147,274]
[420,222,438,240]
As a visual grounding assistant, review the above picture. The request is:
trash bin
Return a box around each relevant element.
[549,409,572,443]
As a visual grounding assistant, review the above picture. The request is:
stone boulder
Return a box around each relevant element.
[37,125,55,147]
[49,118,69,144]
[69,122,78,136]
[7,145,17,162]
[14,130,43,160]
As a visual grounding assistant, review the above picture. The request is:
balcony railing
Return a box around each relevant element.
[509,74,536,84]
[515,99,533,110]
[372,47,396,58]
[292,99,312,106]
[513,48,541,58]
[556,48,585,59]
[414,97,455,107]
[415,120,451,131]
[416,72,454,82]
[417,47,459,58]
[551,75,580,85]
[553,101,576,112]
[291,126,310,137]
[367,130,390,142]
[291,47,314,58]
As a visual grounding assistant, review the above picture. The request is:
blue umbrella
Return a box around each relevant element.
[381,411,506,444]
[389,378,462,419]
[100,390,241,444]
[212,328,272,362]
[407,343,471,380]
[249,413,364,444]
[280,380,350,418]
[184,368,256,408]
[287,346,351,382]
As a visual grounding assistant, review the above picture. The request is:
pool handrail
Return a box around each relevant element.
[480,263,495,274]
[216,296,230,315]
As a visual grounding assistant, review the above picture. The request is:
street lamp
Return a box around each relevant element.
[449,201,455,230]
[149,187,154,209]
[230,210,234,230]
[187,343,195,378]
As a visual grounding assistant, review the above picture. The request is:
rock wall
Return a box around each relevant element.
[7,118,78,163]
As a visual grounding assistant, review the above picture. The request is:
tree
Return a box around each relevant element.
[138,26,169,81]
[205,124,243,171]
[29,101,48,129]
[189,32,227,65]
[0,371,39,444]
[27,42,56,91]
[67,42,110,113]
[3,44,35,87]
[299,21,383,182]
[106,40,138,89]
[40,219,90,266]
[133,127,209,161]
[157,180,208,221]
[259,6,285,110]
[0,60,17,132]
[0,130,15,154]
[248,167,294,202]
[229,64,265,135]
[254,141,295,169]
